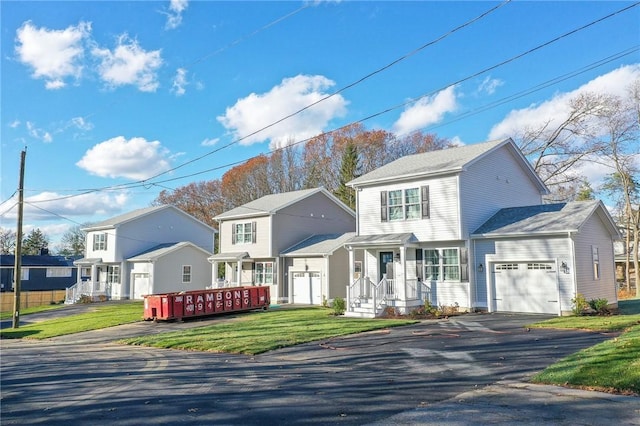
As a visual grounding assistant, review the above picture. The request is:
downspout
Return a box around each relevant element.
[568,231,577,314]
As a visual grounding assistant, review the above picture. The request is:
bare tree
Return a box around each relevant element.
[0,227,16,255]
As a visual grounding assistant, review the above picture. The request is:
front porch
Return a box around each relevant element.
[345,276,431,318]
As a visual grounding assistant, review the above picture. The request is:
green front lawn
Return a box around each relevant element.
[122,307,416,354]
[0,302,144,339]
[0,303,66,320]
[529,299,640,395]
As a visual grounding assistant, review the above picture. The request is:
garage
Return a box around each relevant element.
[492,262,558,314]
[292,272,321,304]
[132,273,151,300]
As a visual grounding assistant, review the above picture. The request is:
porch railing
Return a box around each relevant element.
[406,279,431,303]
[65,280,107,304]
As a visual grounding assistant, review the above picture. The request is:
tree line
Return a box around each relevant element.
[1,84,638,294]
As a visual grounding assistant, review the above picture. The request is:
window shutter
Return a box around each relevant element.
[421,186,430,218]
[380,191,388,222]
[104,234,107,251]
[231,224,236,245]
[252,221,257,243]
[460,247,469,282]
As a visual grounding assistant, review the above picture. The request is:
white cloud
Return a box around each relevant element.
[477,76,503,95]
[201,137,219,146]
[76,136,171,180]
[3,191,129,222]
[92,34,163,92]
[171,67,188,96]
[15,21,90,89]
[217,74,348,149]
[392,85,458,136]
[9,120,21,128]
[449,136,465,147]
[489,64,640,140]
[26,121,53,143]
[70,116,94,131]
[165,0,189,30]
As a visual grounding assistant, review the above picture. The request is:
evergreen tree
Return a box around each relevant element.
[334,142,360,210]
[575,180,595,201]
[22,228,49,255]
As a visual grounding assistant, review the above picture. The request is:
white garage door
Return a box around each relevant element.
[133,273,151,300]
[492,262,558,314]
[293,272,321,305]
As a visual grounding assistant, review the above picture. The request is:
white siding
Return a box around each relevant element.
[460,145,544,237]
[85,230,117,262]
[428,281,469,309]
[474,236,573,312]
[573,214,617,304]
[357,175,461,241]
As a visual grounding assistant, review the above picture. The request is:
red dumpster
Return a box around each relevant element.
[143,286,270,321]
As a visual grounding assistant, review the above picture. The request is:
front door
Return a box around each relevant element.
[379,252,394,280]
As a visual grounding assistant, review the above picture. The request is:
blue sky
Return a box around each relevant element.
[1,0,639,249]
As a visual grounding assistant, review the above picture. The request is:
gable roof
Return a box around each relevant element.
[127,241,212,262]
[347,138,547,193]
[471,200,621,239]
[82,205,216,233]
[214,187,355,220]
[281,232,356,257]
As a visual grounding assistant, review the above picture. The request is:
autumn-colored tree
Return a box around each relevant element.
[154,180,224,228]
[221,155,271,207]
[268,143,302,194]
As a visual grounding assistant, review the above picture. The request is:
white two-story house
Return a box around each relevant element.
[210,187,356,304]
[68,205,216,303]
[345,138,620,317]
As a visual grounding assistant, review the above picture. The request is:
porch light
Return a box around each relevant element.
[394,252,400,261]
[561,261,569,274]
[478,263,484,273]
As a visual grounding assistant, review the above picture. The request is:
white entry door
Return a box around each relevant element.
[133,273,151,300]
[492,262,558,314]
[293,272,322,305]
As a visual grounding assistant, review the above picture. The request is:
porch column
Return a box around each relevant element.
[348,247,354,284]
[397,247,406,300]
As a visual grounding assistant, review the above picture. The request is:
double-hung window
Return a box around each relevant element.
[423,248,467,282]
[255,262,273,285]
[381,186,429,221]
[93,233,107,251]
[182,265,192,283]
[107,265,120,284]
[232,222,255,244]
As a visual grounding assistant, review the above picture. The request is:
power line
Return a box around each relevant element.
[19,2,640,206]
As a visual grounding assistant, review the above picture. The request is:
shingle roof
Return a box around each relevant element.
[215,187,349,220]
[0,255,80,267]
[281,232,356,256]
[82,205,169,230]
[127,241,211,261]
[472,200,605,236]
[348,139,510,186]
[345,233,418,247]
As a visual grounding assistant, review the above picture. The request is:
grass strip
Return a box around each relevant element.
[531,324,640,395]
[0,302,144,339]
[0,303,67,320]
[121,307,416,355]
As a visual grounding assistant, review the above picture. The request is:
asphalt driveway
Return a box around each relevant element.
[1,308,638,425]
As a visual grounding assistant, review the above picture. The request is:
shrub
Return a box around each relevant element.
[571,293,588,316]
[424,299,437,315]
[332,297,345,316]
[78,294,93,304]
[588,298,609,315]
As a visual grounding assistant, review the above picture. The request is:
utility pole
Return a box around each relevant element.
[12,149,26,329]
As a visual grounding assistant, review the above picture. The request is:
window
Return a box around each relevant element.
[381,186,429,222]
[182,265,192,283]
[232,222,256,244]
[442,249,460,281]
[255,262,273,285]
[21,268,29,280]
[424,249,439,280]
[46,268,72,278]
[423,248,467,281]
[592,246,600,280]
[107,265,120,284]
[93,233,107,251]
[354,261,362,279]
[81,267,91,277]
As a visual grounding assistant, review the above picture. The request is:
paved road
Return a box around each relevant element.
[1,308,638,425]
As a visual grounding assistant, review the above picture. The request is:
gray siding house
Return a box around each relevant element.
[68,205,216,302]
[345,138,620,317]
[211,187,356,304]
